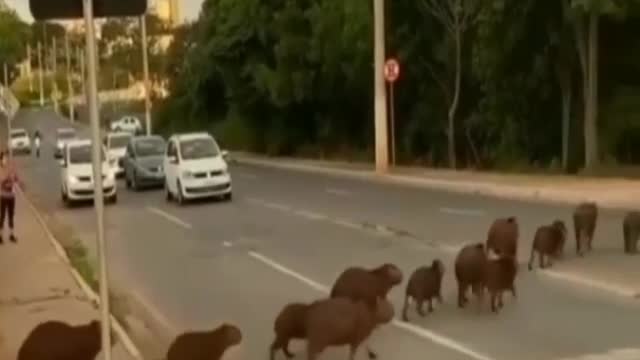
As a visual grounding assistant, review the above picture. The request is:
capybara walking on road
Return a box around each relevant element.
[305,297,394,360]
[402,259,445,321]
[270,302,315,360]
[484,256,518,313]
[455,243,488,308]
[17,320,110,360]
[486,217,519,258]
[623,211,640,254]
[573,202,598,256]
[528,220,567,270]
[166,323,242,360]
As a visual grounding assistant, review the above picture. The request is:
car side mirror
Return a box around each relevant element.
[221,150,229,158]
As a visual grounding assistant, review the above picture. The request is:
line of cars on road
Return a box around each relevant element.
[53,121,233,207]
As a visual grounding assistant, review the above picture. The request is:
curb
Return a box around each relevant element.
[17,189,144,360]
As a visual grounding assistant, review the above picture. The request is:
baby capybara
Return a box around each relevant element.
[305,297,394,360]
[166,323,242,360]
[573,201,598,256]
[402,259,445,322]
[486,216,519,258]
[528,220,567,270]
[18,320,110,360]
[484,256,518,313]
[455,243,488,308]
[270,302,315,360]
[623,211,640,254]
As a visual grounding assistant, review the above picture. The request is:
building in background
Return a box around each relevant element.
[151,0,181,28]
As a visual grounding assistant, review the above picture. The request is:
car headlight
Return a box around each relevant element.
[182,170,194,179]
[68,176,80,184]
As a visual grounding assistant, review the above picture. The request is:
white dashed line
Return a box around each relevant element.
[129,289,177,334]
[263,202,291,212]
[331,218,362,230]
[248,250,495,360]
[146,207,193,230]
[223,241,233,248]
[325,188,352,196]
[540,269,639,298]
[439,207,485,217]
[294,209,327,221]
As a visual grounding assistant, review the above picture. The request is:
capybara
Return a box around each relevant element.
[402,259,445,321]
[484,256,518,313]
[528,220,567,270]
[270,302,315,360]
[486,217,519,258]
[305,297,394,360]
[573,201,598,256]
[166,323,242,360]
[17,320,112,360]
[623,211,640,254]
[455,243,488,308]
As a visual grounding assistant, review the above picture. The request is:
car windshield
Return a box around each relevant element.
[10,131,27,139]
[135,138,165,157]
[58,130,75,140]
[69,145,106,164]
[109,135,132,149]
[179,138,219,160]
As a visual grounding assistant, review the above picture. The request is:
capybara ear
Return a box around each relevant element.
[473,243,484,250]
[386,264,403,284]
[506,216,517,223]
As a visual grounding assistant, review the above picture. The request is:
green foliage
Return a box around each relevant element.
[0,8,31,67]
[155,0,640,172]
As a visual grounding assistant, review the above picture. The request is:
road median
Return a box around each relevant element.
[234,152,640,211]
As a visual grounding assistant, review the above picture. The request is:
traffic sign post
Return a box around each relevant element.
[0,84,20,159]
[29,2,148,360]
[384,58,400,166]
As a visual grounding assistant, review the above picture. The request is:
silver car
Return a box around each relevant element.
[122,135,167,190]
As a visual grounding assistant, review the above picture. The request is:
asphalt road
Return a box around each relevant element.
[8,109,640,360]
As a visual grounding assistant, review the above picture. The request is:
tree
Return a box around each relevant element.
[0,8,31,68]
[421,0,481,168]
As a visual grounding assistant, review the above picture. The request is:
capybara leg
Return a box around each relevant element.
[283,339,295,358]
[458,283,468,308]
[437,292,443,304]
[306,343,321,360]
[510,284,517,299]
[402,295,410,322]
[490,293,497,313]
[498,291,504,308]
[538,252,545,269]
[417,300,427,317]
[428,299,434,313]
[366,346,378,360]
[269,337,281,360]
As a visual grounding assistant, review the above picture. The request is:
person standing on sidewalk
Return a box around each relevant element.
[33,130,41,158]
[0,161,24,244]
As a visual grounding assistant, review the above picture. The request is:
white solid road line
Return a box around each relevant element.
[146,207,193,230]
[247,250,495,360]
[440,207,485,217]
[325,188,352,196]
[555,348,640,360]
[129,289,178,334]
[540,269,639,298]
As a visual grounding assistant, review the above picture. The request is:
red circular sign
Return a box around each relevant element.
[384,59,400,82]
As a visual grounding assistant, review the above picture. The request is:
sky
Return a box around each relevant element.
[4,0,204,23]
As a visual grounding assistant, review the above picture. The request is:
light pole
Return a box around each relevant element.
[38,42,44,107]
[373,0,389,174]
[52,36,59,113]
[65,31,75,122]
[81,1,112,359]
[140,15,152,135]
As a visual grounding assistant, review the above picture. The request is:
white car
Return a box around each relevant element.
[59,139,117,206]
[54,128,77,158]
[104,132,133,177]
[9,128,31,154]
[164,132,232,205]
[110,116,142,134]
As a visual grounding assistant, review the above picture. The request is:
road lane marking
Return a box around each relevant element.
[223,241,233,247]
[129,289,178,334]
[555,348,640,360]
[325,188,352,196]
[294,209,327,221]
[146,207,193,230]
[263,202,292,212]
[439,207,485,217]
[248,250,495,360]
[540,269,639,298]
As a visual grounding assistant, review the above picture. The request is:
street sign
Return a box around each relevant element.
[0,86,20,119]
[384,58,400,83]
[29,0,147,20]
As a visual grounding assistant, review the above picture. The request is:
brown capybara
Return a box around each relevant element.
[401,259,445,322]
[623,211,640,254]
[528,220,567,270]
[305,297,394,360]
[486,217,519,258]
[484,256,518,313]
[455,243,488,308]
[166,323,242,360]
[17,320,114,360]
[270,302,315,360]
[573,201,598,256]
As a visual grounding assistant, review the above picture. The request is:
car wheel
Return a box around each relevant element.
[223,192,232,202]
[61,187,71,207]
[176,180,185,206]
[109,194,118,204]
[130,172,138,191]
[165,182,172,202]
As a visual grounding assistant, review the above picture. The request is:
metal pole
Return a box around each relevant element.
[373,0,389,174]
[82,1,112,359]
[389,82,395,166]
[37,42,44,107]
[52,37,59,113]
[27,45,33,92]
[65,32,75,122]
[3,63,12,159]
[140,15,152,135]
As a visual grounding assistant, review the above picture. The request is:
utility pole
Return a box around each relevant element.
[140,15,152,135]
[37,42,44,107]
[3,63,7,87]
[373,0,389,174]
[3,62,12,159]
[27,45,34,92]
[52,36,59,113]
[81,0,112,359]
[65,31,75,122]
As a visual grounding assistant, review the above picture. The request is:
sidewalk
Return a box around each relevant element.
[0,190,137,359]
[234,153,640,211]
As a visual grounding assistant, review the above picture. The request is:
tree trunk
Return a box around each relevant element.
[584,12,599,170]
[448,20,462,169]
[562,85,571,171]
